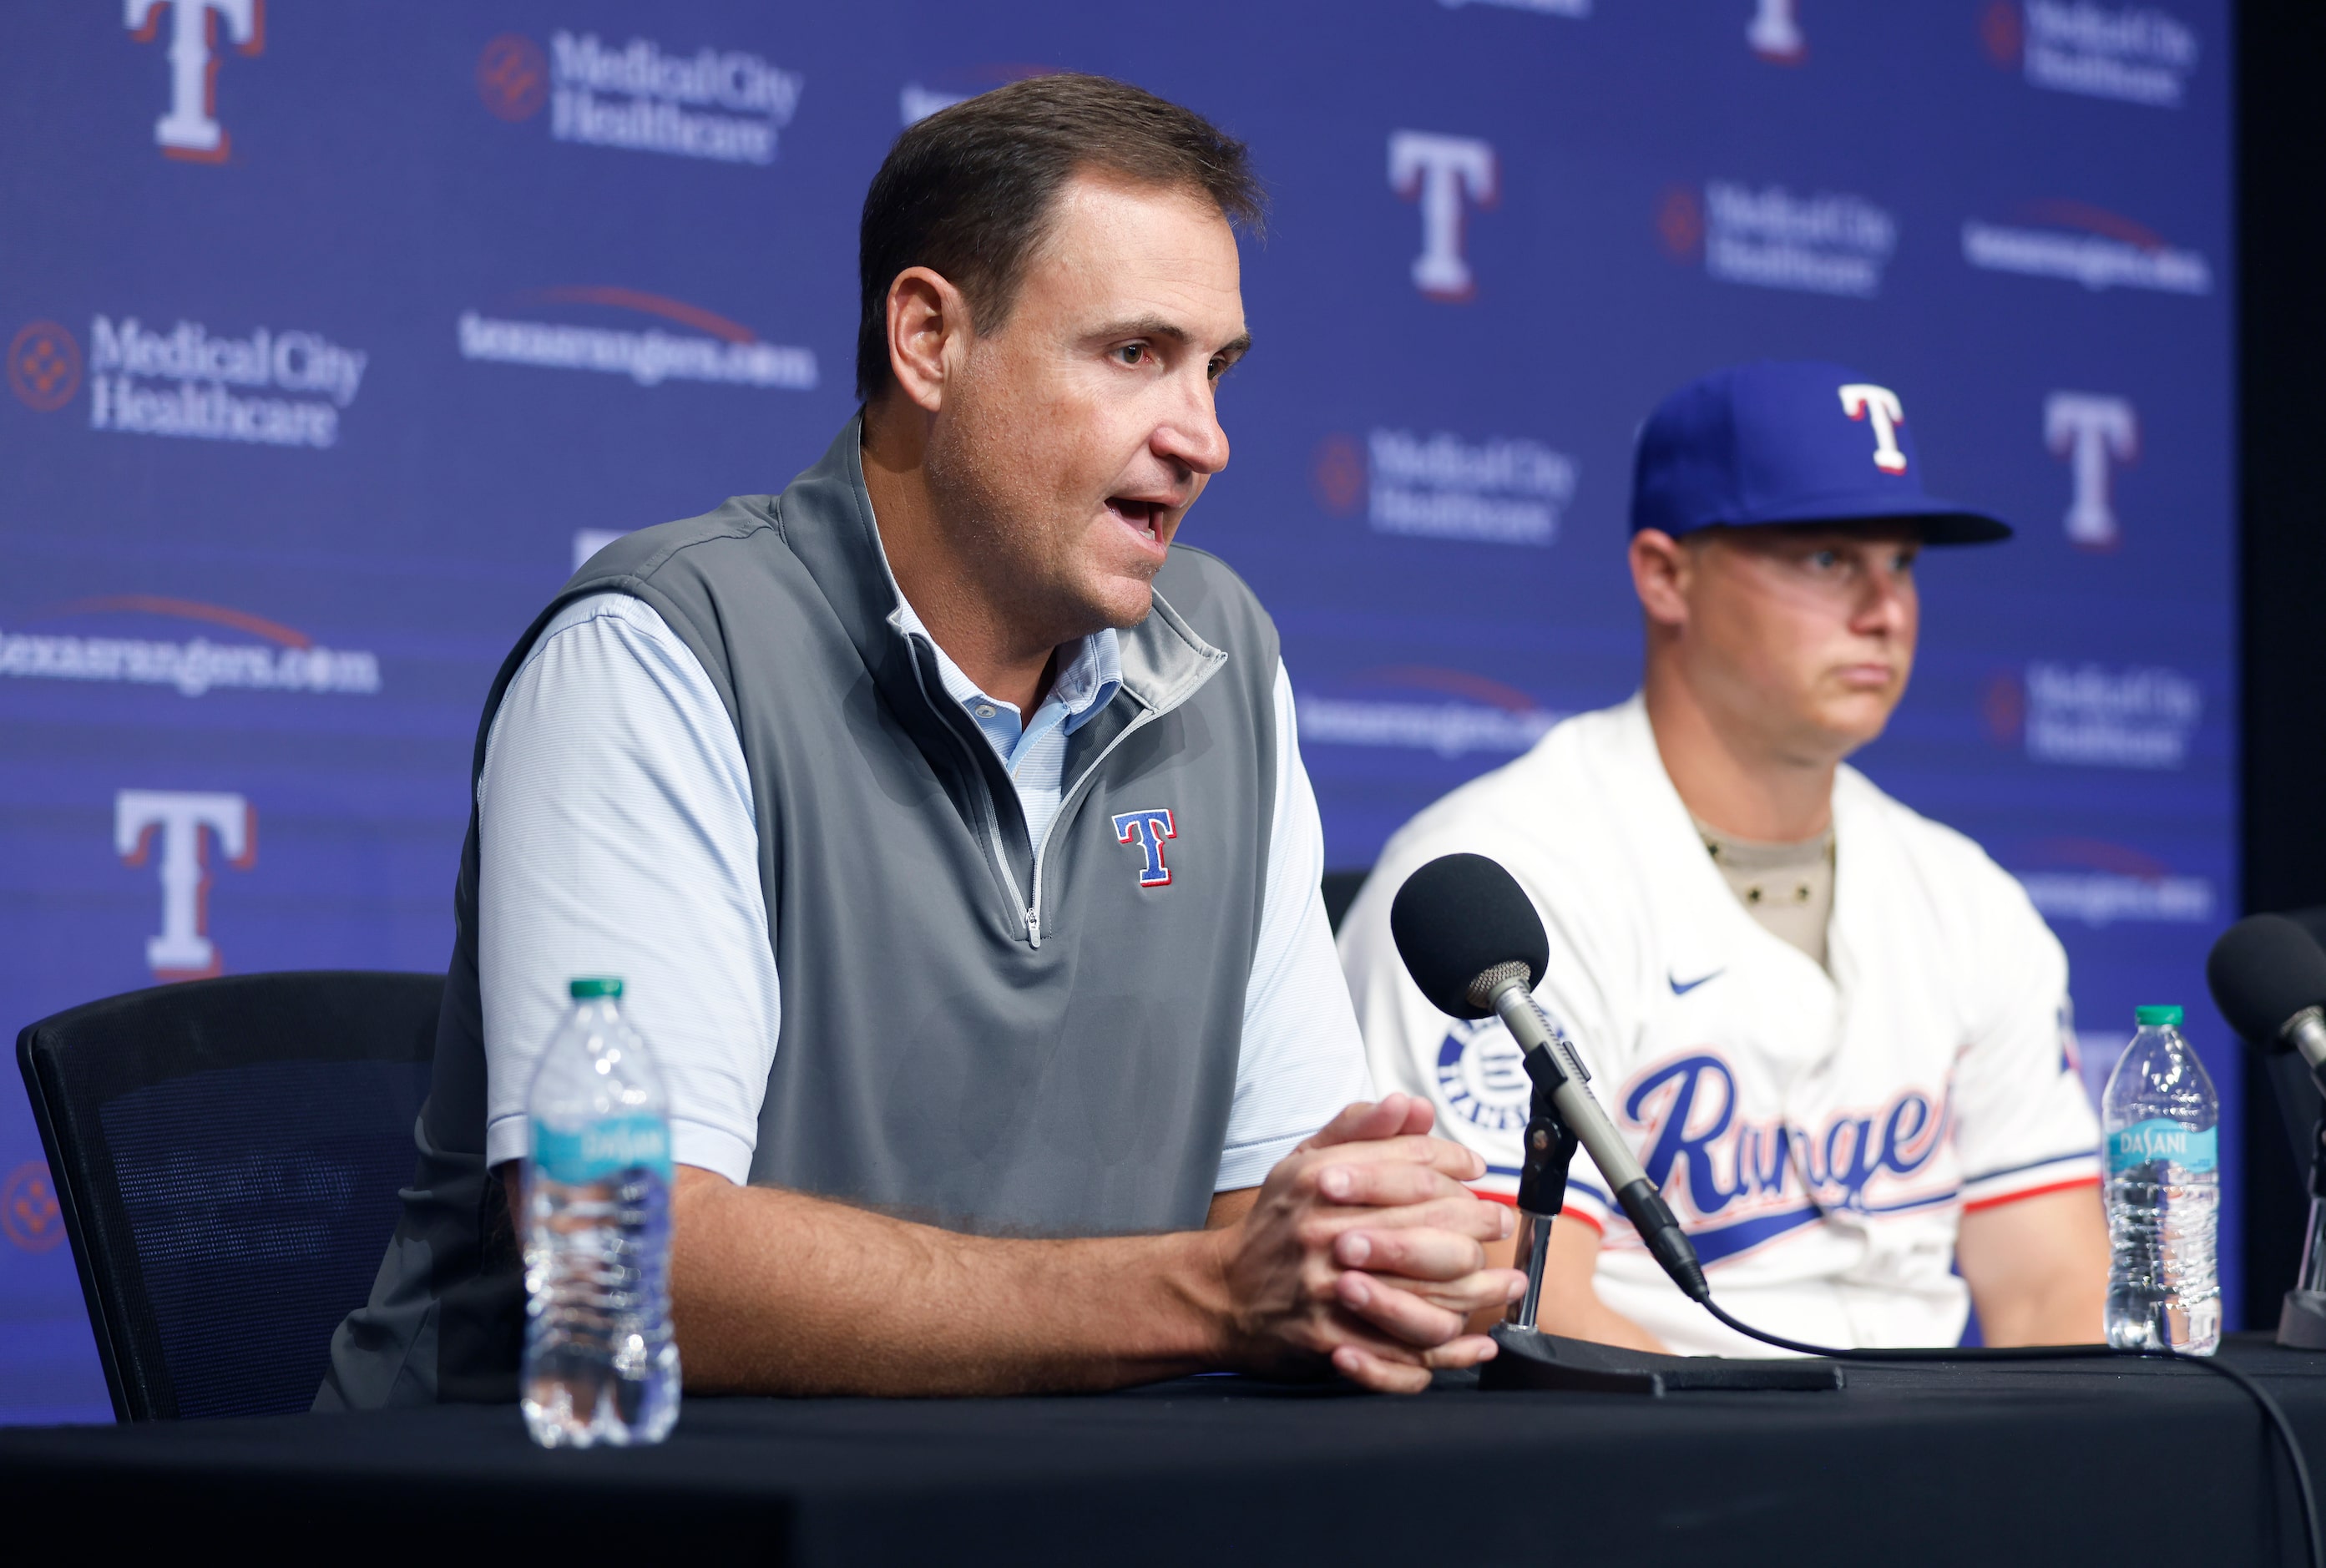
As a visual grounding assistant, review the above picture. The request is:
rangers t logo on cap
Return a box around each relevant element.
[1629,359,2013,546]
[1838,382,1908,473]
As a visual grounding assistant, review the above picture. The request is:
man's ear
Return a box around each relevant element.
[1629,528,1695,630]
[885,266,968,414]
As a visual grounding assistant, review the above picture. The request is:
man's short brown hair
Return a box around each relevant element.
[855,73,1264,401]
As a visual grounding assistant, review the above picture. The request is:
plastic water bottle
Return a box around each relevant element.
[2101,1004,2221,1355]
[521,977,681,1446]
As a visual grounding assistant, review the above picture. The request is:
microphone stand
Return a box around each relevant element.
[2281,1032,2326,1349]
[1480,1036,1841,1395]
[1504,1045,1580,1336]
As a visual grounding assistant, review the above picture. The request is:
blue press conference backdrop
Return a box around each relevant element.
[0,2,2233,1420]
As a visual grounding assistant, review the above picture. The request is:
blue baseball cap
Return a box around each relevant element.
[1630,360,2012,545]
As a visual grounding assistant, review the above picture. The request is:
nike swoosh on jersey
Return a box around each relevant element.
[1668,969,1723,996]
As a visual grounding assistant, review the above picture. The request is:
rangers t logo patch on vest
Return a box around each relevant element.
[1111,808,1176,888]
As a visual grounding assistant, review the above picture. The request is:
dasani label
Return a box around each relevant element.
[2106,1116,2216,1174]
[532,1113,673,1184]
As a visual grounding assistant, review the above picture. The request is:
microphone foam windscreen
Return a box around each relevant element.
[1389,852,1550,1020]
[2207,913,2326,1048]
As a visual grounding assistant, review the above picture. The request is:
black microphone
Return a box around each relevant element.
[1390,852,1709,1302]
[2207,913,2326,1077]
[2209,916,2326,1367]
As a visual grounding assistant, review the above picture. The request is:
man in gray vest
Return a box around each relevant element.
[321,74,1523,1405]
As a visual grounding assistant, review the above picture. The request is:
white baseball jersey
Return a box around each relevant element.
[1338,697,2101,1356]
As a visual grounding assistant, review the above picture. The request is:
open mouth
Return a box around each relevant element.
[1107,498,1166,542]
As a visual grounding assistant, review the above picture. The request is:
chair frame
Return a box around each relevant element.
[23,1006,164,1420]
[16,970,440,1421]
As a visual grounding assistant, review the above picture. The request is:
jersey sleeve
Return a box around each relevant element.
[1338,817,1628,1230]
[477,592,780,1184]
[1218,662,1374,1191]
[1949,857,2103,1211]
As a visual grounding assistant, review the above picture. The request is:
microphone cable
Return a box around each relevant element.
[1694,1297,2321,1568]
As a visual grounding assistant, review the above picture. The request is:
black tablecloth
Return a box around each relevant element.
[7,1335,2324,1565]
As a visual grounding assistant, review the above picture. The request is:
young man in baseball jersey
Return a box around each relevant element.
[1339,361,2108,1355]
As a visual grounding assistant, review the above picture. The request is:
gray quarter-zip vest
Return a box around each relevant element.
[319,420,1281,1407]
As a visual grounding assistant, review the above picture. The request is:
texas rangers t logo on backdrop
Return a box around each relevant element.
[2045,392,2137,549]
[1111,808,1177,888]
[1388,132,1497,301]
[126,0,265,163]
[1747,0,1805,63]
[1838,383,1909,473]
[116,789,254,979]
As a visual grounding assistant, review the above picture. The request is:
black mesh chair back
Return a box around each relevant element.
[16,971,440,1421]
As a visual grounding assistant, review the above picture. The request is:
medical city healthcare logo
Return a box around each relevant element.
[1315,428,1577,547]
[1962,201,2211,295]
[126,0,265,163]
[12,315,371,448]
[478,30,803,165]
[8,322,82,412]
[478,34,549,121]
[1660,182,1899,299]
[1984,662,2202,769]
[1981,3,2198,108]
[458,287,817,392]
[2,1164,65,1255]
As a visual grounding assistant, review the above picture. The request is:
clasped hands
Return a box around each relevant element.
[1213,1091,1525,1393]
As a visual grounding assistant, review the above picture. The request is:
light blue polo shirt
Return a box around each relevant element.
[889,596,1121,852]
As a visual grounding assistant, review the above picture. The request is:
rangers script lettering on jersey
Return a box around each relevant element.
[1340,698,2101,1355]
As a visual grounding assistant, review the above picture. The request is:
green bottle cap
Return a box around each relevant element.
[2135,1004,2183,1028]
[569,976,624,999]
